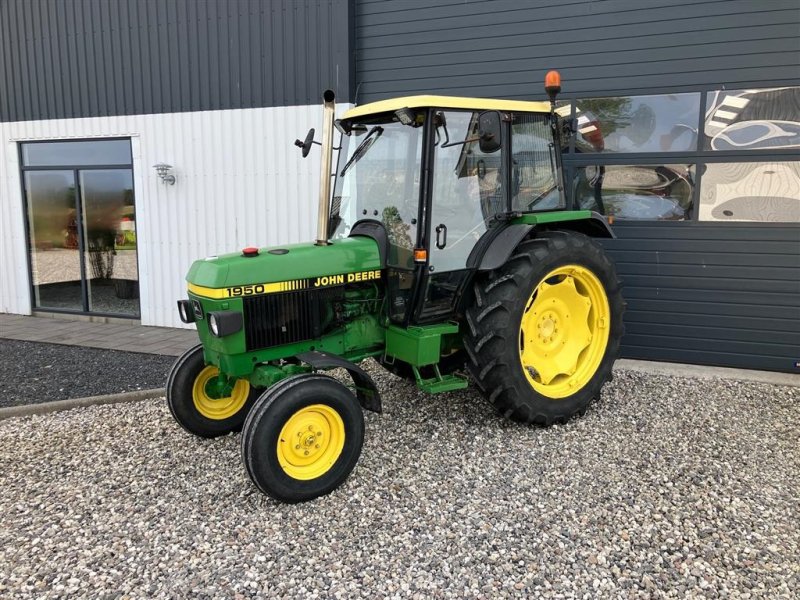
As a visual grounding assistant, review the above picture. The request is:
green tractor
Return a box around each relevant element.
[167,72,624,503]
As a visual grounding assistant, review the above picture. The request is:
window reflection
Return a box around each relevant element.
[574,164,694,220]
[699,162,800,223]
[574,93,701,153]
[704,87,800,151]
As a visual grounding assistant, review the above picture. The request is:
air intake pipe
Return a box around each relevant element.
[315,89,336,246]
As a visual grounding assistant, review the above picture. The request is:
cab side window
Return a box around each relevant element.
[511,114,562,211]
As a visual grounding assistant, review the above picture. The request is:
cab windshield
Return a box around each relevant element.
[330,116,423,268]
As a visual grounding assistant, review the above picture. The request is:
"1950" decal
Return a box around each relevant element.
[224,284,267,297]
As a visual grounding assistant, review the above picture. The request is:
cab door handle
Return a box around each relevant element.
[435,223,447,249]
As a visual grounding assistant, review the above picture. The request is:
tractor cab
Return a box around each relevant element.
[330,96,565,325]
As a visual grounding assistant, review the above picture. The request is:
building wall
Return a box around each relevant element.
[0,103,350,327]
[354,0,800,102]
[0,0,353,121]
[602,222,799,372]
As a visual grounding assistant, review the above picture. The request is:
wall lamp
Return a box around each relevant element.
[153,163,176,185]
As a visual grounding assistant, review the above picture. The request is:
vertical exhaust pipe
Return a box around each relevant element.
[315,89,336,246]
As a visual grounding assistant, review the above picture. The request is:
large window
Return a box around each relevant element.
[699,162,800,222]
[704,88,800,151]
[574,164,694,221]
[575,93,701,154]
[331,118,423,269]
[21,139,139,317]
[563,86,800,223]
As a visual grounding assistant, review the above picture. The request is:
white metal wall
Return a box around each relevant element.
[0,103,351,327]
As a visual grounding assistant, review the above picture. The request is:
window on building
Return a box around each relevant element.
[20,139,138,317]
[574,93,701,153]
[699,161,800,222]
[573,164,695,221]
[703,87,800,151]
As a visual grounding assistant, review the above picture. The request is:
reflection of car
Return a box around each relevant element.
[576,165,694,220]
[114,214,136,250]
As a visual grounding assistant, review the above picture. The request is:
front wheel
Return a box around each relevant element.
[166,344,258,438]
[465,231,624,425]
[241,374,364,503]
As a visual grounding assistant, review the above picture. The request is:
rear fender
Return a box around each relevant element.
[473,212,613,272]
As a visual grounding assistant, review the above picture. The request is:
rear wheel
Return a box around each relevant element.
[465,231,624,425]
[166,344,258,438]
[241,374,364,503]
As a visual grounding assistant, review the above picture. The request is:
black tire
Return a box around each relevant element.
[465,231,624,425]
[241,374,364,503]
[166,344,258,438]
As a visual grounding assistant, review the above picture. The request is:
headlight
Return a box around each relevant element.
[207,311,242,337]
[177,300,195,323]
[208,313,220,336]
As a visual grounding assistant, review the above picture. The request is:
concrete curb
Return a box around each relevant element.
[615,359,799,387]
[0,388,165,420]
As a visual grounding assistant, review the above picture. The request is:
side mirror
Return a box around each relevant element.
[478,111,502,154]
[294,128,316,158]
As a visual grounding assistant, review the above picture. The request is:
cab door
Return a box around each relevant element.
[414,110,507,322]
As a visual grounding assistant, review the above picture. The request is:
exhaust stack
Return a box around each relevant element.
[315,89,336,246]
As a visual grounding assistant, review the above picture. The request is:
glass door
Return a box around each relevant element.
[21,139,138,317]
[24,170,84,311]
[80,170,138,315]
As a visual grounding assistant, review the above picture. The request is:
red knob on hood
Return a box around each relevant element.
[242,247,259,257]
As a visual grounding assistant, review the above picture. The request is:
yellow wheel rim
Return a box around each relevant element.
[192,365,250,420]
[518,264,610,399]
[277,404,345,481]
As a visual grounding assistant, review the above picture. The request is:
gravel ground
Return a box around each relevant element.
[0,339,175,406]
[0,365,797,599]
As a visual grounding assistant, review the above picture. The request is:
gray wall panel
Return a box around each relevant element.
[354,0,800,102]
[602,223,800,372]
[0,0,353,122]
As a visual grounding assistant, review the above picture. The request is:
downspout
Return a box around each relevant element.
[315,89,336,246]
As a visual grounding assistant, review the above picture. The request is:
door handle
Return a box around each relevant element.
[435,223,447,249]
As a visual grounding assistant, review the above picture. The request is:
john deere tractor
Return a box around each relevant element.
[167,72,624,503]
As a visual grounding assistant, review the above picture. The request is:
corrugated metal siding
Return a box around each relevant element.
[0,0,352,122]
[603,222,800,372]
[354,0,800,102]
[0,103,352,327]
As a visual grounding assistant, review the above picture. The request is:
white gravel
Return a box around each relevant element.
[0,365,797,599]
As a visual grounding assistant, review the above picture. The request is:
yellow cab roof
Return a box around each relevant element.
[341,95,553,120]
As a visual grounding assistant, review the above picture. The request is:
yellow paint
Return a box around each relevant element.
[342,95,552,120]
[276,404,346,480]
[518,264,610,399]
[192,365,250,420]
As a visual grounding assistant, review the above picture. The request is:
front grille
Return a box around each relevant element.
[242,287,343,351]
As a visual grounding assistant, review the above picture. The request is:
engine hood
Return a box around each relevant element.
[186,236,382,296]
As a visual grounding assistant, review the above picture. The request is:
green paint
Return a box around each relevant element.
[249,363,312,388]
[414,372,469,393]
[385,322,459,367]
[190,296,247,355]
[198,313,385,379]
[186,237,381,288]
[511,210,593,226]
